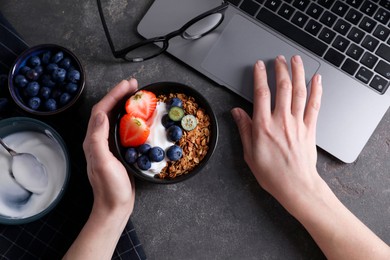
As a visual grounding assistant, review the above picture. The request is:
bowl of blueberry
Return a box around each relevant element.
[8,44,85,115]
[114,82,218,184]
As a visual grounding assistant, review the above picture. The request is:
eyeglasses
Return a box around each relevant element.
[97,0,228,62]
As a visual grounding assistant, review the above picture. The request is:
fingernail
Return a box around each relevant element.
[293,55,302,63]
[317,74,322,84]
[277,55,286,62]
[94,112,105,127]
[231,108,242,122]
[256,60,265,69]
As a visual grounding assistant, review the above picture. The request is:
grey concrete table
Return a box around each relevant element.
[2,1,390,259]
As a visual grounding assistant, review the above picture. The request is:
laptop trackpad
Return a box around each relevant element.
[201,14,321,103]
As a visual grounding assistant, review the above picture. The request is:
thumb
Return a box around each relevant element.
[231,108,253,156]
[87,112,112,163]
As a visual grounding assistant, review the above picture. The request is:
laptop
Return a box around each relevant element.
[138,0,390,163]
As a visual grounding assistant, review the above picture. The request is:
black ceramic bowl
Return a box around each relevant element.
[114,82,218,184]
[8,44,85,116]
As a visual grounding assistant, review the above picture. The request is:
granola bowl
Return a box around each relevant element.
[114,82,218,184]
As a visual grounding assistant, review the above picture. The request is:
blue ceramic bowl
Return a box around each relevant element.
[114,82,219,184]
[0,117,70,224]
[8,44,85,116]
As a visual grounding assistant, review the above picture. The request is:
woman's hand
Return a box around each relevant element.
[64,79,138,260]
[231,55,322,207]
[83,79,138,217]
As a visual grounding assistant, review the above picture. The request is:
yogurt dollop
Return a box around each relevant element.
[0,131,67,219]
[141,102,174,176]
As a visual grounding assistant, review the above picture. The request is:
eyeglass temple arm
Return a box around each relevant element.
[96,0,120,57]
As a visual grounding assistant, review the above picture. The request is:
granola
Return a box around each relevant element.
[157,93,211,179]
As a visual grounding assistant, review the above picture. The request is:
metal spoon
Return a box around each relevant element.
[0,137,48,194]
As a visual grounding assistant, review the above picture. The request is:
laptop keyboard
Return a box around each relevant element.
[227,0,390,94]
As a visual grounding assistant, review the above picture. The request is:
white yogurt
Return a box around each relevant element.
[0,131,67,219]
[141,102,174,177]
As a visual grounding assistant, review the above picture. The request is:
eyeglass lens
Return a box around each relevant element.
[182,13,224,40]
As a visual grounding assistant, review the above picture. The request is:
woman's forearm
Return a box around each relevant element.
[284,175,390,260]
[63,205,130,260]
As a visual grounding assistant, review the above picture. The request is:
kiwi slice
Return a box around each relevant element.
[168,106,185,121]
[181,114,198,131]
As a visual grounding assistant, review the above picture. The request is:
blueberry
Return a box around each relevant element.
[25,82,40,97]
[41,75,56,88]
[42,51,52,64]
[125,148,138,164]
[51,89,62,100]
[44,98,57,111]
[137,155,151,170]
[29,56,41,67]
[39,87,51,99]
[34,65,44,76]
[138,144,151,154]
[67,69,80,82]
[166,145,183,161]
[19,66,31,75]
[161,114,175,129]
[166,97,183,109]
[51,51,64,63]
[167,125,183,142]
[46,63,59,73]
[59,58,71,69]
[65,83,78,94]
[0,98,9,111]
[28,97,41,110]
[52,68,66,82]
[59,92,72,105]
[15,75,28,88]
[25,69,39,81]
[148,146,165,162]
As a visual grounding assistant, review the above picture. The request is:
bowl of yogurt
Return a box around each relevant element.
[114,82,218,184]
[0,117,69,224]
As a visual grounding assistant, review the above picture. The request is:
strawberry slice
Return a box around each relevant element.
[125,90,157,120]
[119,114,150,147]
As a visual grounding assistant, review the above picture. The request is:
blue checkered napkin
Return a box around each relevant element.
[0,12,146,260]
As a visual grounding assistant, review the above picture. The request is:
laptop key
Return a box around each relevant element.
[361,35,379,52]
[305,19,322,36]
[332,35,351,52]
[334,19,352,35]
[360,1,378,16]
[324,48,345,67]
[239,0,261,16]
[347,27,366,43]
[319,27,336,43]
[374,60,390,79]
[370,75,389,94]
[359,16,377,33]
[292,0,311,11]
[360,52,379,69]
[331,2,349,17]
[306,3,324,19]
[257,8,328,56]
[320,11,337,27]
[346,0,364,9]
[376,44,390,62]
[341,58,360,75]
[317,0,334,9]
[346,43,364,60]
[264,0,282,12]
[379,0,390,9]
[291,11,309,27]
[373,24,390,41]
[345,9,363,25]
[278,3,295,20]
[355,66,373,84]
[374,8,390,24]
